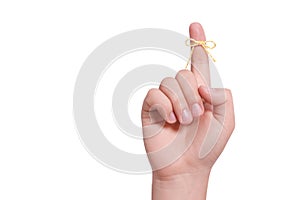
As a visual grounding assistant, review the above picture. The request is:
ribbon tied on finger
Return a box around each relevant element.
[185,38,217,69]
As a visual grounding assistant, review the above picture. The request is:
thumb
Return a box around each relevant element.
[199,86,232,106]
[199,85,235,130]
[197,86,235,160]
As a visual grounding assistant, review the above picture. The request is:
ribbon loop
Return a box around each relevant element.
[202,40,216,49]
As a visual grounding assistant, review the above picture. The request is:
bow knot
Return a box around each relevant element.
[185,38,216,69]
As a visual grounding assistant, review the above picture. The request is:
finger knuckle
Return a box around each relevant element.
[146,88,159,97]
[160,77,176,88]
[175,69,193,80]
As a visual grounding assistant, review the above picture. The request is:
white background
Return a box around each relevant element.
[1,0,300,199]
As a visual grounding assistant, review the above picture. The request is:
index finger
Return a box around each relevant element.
[189,22,211,87]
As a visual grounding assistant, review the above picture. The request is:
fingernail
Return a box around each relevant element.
[169,112,176,122]
[182,109,192,124]
[192,103,202,117]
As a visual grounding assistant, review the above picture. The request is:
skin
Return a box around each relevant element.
[141,22,235,200]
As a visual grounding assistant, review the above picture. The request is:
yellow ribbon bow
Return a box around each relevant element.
[185,38,216,69]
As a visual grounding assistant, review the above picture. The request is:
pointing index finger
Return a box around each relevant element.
[189,22,211,87]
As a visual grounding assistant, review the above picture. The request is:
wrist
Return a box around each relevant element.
[152,171,211,200]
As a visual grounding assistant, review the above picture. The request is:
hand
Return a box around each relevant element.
[141,23,235,200]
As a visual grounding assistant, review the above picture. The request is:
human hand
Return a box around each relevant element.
[141,22,235,200]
